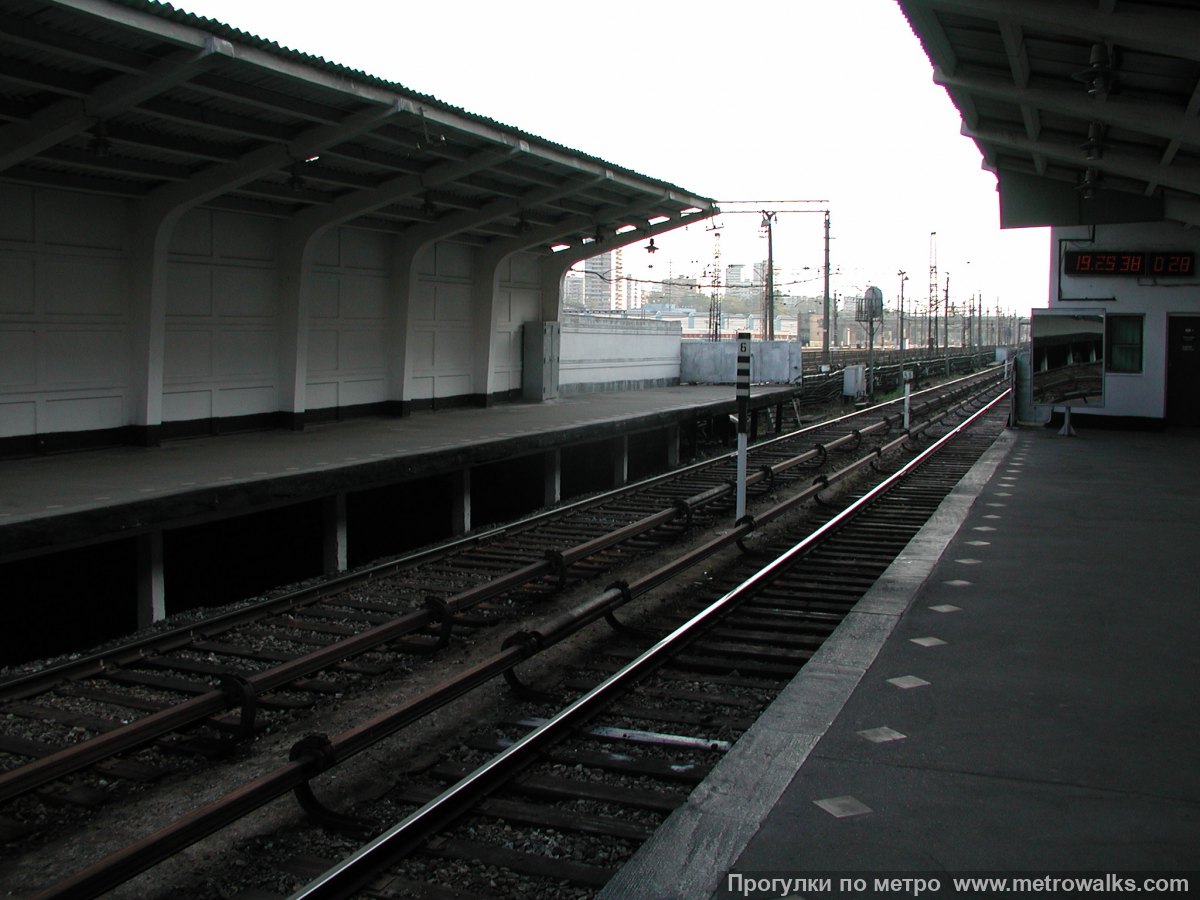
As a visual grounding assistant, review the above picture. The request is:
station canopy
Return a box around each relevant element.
[0,0,716,261]
[897,0,1200,229]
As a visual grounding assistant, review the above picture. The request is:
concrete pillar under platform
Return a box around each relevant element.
[453,468,471,535]
[611,434,629,488]
[323,493,348,574]
[666,424,680,468]
[544,448,562,506]
[136,530,165,628]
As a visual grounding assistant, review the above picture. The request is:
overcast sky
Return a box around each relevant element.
[175,0,1050,315]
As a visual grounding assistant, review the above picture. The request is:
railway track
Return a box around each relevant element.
[278,390,1012,900]
[10,373,1011,899]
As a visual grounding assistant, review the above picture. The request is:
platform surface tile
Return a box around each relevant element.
[0,384,793,530]
[603,425,1200,899]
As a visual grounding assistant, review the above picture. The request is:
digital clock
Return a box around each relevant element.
[1063,250,1194,276]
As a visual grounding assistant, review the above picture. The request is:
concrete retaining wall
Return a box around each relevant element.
[681,339,803,384]
[559,315,681,394]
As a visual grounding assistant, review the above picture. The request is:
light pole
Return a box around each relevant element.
[897,270,908,377]
[760,211,776,341]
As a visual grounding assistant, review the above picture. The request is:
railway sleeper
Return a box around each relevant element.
[466,736,712,783]
[706,626,829,650]
[431,761,687,813]
[604,702,756,732]
[393,783,656,841]
[579,658,787,691]
[665,652,806,680]
[565,678,764,709]
[421,835,618,888]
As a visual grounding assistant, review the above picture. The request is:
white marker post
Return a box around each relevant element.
[902,368,913,430]
[736,333,751,521]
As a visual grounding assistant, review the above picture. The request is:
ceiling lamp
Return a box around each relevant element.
[646,238,658,254]
[86,123,112,157]
[1072,44,1117,98]
[286,162,305,192]
[1079,122,1105,161]
[1077,167,1101,200]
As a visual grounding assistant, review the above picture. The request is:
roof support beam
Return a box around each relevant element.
[909,0,1200,62]
[0,37,232,172]
[464,199,702,402]
[276,144,530,418]
[963,122,1200,196]
[935,68,1200,149]
[127,100,406,431]
[538,211,717,323]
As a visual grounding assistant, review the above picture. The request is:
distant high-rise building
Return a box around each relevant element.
[583,251,614,310]
[563,271,585,307]
[613,247,630,310]
[753,259,781,287]
[725,263,745,287]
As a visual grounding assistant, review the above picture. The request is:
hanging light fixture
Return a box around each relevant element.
[1077,167,1101,200]
[1079,122,1105,161]
[1072,44,1117,98]
[86,122,112,157]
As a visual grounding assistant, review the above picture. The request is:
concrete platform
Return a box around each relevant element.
[603,424,1200,898]
[0,384,800,558]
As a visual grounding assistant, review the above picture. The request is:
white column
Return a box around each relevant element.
[322,493,348,574]
[136,530,166,628]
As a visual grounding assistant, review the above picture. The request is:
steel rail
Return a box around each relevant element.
[28,381,1007,900]
[0,368,991,701]
[289,388,1013,900]
[0,370,1001,806]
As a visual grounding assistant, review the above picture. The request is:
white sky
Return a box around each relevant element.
[175,0,1050,315]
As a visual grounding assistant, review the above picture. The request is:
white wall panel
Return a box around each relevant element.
[306,381,338,409]
[341,275,388,319]
[308,329,339,372]
[435,283,471,321]
[411,281,436,319]
[310,274,339,318]
[166,264,214,316]
[409,375,433,400]
[43,258,128,316]
[213,212,275,261]
[215,330,276,377]
[216,385,275,417]
[340,229,389,270]
[303,226,391,411]
[0,186,132,438]
[410,331,435,369]
[0,401,36,437]
[0,257,35,314]
[0,184,34,242]
[434,329,471,370]
[340,378,386,405]
[169,208,214,257]
[43,395,124,431]
[0,330,36,386]
[38,192,126,250]
[163,390,212,422]
[508,253,539,284]
[213,266,276,318]
[164,330,213,379]
[340,329,386,370]
[43,330,129,385]
[435,243,474,279]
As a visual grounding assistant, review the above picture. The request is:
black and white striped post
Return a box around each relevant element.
[735,332,751,520]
